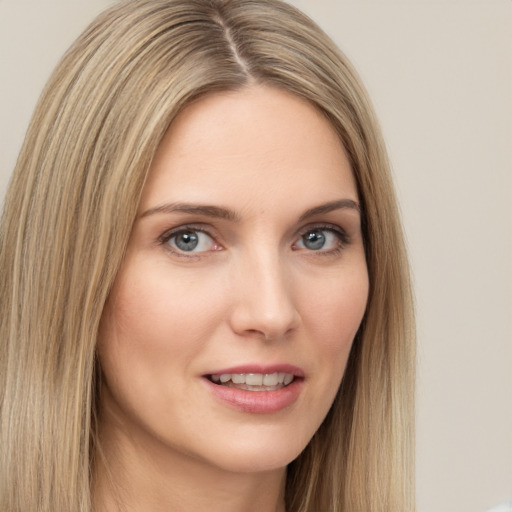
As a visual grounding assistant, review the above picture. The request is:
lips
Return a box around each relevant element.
[203,364,304,414]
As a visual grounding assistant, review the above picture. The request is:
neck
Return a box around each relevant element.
[92,411,287,512]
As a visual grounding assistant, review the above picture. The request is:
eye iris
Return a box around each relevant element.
[303,230,325,250]
[174,231,199,251]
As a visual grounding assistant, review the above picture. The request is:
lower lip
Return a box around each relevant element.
[203,378,303,414]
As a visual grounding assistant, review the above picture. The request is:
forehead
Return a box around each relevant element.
[140,85,358,213]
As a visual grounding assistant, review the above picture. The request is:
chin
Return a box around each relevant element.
[196,431,310,475]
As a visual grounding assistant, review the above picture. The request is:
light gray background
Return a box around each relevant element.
[1,1,511,511]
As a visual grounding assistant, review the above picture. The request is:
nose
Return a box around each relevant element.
[228,250,300,341]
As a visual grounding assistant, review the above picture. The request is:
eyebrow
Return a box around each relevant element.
[140,203,241,222]
[298,199,361,221]
[140,199,360,222]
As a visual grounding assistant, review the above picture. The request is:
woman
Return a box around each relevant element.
[0,0,415,511]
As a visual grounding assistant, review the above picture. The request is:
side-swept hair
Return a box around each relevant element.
[0,1,415,510]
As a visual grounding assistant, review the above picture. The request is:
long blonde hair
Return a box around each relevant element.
[0,1,415,510]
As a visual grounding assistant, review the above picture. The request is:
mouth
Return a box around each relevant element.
[203,365,304,413]
[207,372,296,391]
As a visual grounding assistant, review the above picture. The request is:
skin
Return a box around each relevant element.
[95,85,369,512]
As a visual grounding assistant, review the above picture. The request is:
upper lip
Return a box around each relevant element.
[204,364,305,378]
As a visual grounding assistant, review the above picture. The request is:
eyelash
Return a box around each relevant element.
[294,223,350,256]
[158,224,217,259]
[158,223,350,258]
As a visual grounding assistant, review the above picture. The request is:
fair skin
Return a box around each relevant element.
[95,85,369,512]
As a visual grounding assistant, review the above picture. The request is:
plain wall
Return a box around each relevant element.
[1,1,511,511]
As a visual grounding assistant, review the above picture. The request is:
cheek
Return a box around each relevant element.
[287,265,368,442]
[100,265,223,358]
[96,265,227,428]
[298,264,368,405]
[96,263,236,419]
[303,267,368,349]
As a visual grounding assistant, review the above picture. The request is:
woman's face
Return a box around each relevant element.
[98,85,368,474]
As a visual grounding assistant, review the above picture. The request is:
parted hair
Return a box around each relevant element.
[0,0,415,511]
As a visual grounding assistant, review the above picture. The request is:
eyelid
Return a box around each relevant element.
[159,223,209,243]
[158,224,222,257]
[157,221,350,258]
[296,222,349,242]
[293,223,350,252]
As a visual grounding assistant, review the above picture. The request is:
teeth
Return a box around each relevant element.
[246,374,263,386]
[263,373,278,386]
[209,372,295,389]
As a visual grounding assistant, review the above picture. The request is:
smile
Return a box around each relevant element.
[203,365,304,413]
[208,372,295,391]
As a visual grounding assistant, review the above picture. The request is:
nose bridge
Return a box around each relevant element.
[230,243,299,339]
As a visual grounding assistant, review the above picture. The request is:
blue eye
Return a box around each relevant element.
[302,230,326,250]
[295,227,345,252]
[167,229,216,253]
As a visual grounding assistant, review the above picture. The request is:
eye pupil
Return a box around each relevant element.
[303,230,325,250]
[175,231,199,251]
